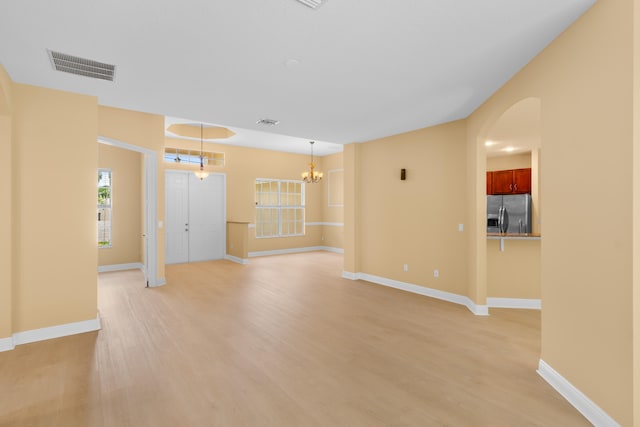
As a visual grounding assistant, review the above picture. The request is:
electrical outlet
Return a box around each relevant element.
[403,264,409,272]
[434,269,439,278]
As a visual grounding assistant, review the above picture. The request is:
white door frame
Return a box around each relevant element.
[98,136,161,287]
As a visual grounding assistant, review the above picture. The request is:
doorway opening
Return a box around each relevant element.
[98,136,160,287]
[481,97,542,311]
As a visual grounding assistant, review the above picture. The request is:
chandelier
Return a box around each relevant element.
[301,141,323,183]
[194,123,209,181]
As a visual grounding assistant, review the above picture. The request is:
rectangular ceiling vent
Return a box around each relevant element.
[256,118,280,126]
[295,0,327,10]
[47,50,116,82]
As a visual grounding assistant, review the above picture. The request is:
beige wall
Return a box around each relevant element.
[486,152,531,171]
[486,240,540,299]
[98,106,166,281]
[465,0,635,423]
[634,0,640,420]
[346,121,468,295]
[98,144,143,266]
[344,143,362,274]
[0,66,12,339]
[11,83,98,332]
[321,152,344,249]
[226,222,249,259]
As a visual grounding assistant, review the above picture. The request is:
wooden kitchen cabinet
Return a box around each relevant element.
[486,171,493,194]
[488,168,531,194]
[512,168,531,193]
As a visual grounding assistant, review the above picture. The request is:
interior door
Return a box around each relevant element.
[188,173,225,262]
[165,172,190,264]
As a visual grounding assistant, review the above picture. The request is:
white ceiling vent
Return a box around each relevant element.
[256,118,280,126]
[295,0,327,10]
[47,50,116,82]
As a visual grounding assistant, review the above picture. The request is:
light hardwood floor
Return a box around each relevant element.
[0,252,588,426]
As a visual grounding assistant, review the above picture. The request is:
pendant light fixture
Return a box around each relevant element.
[301,141,323,183]
[194,123,209,181]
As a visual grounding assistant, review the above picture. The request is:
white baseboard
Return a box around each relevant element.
[0,336,14,352]
[225,254,249,265]
[0,315,102,352]
[249,246,343,257]
[320,246,344,254]
[537,359,619,427]
[487,297,541,310]
[342,271,489,316]
[342,271,359,280]
[150,278,166,287]
[98,262,143,273]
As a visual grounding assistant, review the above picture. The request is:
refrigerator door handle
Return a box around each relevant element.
[499,206,509,234]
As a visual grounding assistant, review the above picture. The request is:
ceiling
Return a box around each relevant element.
[0,0,595,156]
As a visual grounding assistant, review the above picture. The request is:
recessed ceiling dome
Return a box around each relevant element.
[167,123,235,140]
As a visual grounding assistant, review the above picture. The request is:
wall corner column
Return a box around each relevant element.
[343,143,361,275]
[0,66,13,342]
[466,132,487,306]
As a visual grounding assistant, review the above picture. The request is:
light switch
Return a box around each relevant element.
[458,223,464,232]
[158,220,163,229]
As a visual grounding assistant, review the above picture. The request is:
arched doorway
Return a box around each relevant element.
[481,97,542,310]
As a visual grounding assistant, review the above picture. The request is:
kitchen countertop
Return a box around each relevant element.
[487,232,541,240]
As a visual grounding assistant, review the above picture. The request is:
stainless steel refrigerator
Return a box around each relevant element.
[486,194,532,234]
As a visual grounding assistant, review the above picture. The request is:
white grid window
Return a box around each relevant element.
[255,179,305,238]
[97,169,112,248]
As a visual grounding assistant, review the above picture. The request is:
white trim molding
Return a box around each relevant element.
[225,254,249,265]
[152,278,166,287]
[249,246,343,257]
[537,359,620,427]
[249,222,344,228]
[0,315,102,352]
[341,272,489,316]
[321,246,344,254]
[98,262,144,273]
[487,297,541,310]
[0,336,14,352]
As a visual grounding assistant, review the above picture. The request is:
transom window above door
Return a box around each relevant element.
[164,148,225,166]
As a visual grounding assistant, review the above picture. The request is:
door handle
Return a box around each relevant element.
[509,183,513,192]
[514,183,517,192]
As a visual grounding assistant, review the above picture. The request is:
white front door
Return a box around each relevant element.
[165,172,190,264]
[188,173,225,262]
[165,171,225,264]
